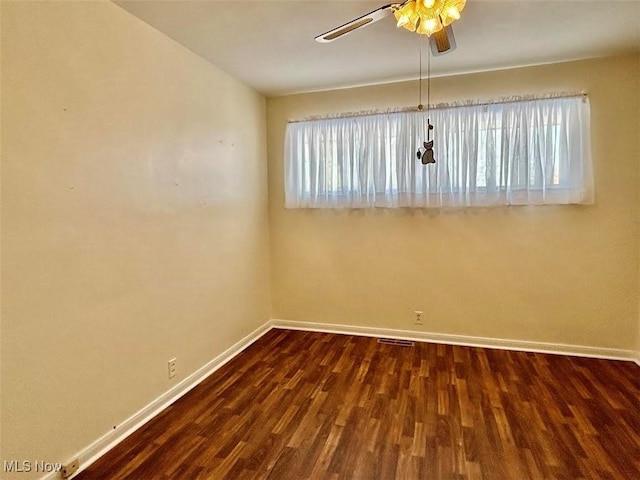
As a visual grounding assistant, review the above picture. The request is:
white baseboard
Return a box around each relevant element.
[270,318,638,362]
[45,322,272,480]
[43,317,637,479]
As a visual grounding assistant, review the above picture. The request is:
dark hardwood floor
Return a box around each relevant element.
[76,329,640,479]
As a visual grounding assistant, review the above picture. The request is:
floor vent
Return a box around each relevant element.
[377,338,415,347]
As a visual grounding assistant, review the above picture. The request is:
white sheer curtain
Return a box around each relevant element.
[284,95,593,209]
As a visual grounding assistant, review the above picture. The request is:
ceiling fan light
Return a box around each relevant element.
[394,1,416,28]
[440,0,465,27]
[447,6,460,19]
[440,10,457,26]
[423,0,436,8]
[417,16,442,35]
[410,11,423,29]
[395,14,410,28]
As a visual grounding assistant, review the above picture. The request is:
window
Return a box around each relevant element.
[284,95,593,208]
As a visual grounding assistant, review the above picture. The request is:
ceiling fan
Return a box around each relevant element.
[315,0,466,56]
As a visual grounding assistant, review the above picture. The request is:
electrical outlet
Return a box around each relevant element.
[61,458,79,478]
[414,310,423,325]
[168,358,177,379]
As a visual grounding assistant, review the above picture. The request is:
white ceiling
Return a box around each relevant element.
[115,0,640,97]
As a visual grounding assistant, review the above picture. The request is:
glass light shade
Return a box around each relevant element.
[394,1,417,28]
[417,15,443,35]
[440,0,466,27]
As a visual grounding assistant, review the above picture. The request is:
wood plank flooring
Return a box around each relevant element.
[76,329,640,479]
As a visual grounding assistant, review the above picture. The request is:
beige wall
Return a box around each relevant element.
[1,1,271,477]
[1,1,638,476]
[268,54,640,351]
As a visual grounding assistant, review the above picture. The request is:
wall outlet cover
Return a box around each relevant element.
[61,458,79,478]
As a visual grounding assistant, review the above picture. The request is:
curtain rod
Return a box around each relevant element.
[288,91,588,124]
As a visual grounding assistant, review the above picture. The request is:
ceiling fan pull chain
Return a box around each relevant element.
[422,46,436,165]
[417,37,435,165]
[427,44,431,140]
[419,33,423,109]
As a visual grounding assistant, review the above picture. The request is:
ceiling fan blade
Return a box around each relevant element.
[430,26,457,55]
[315,3,400,43]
